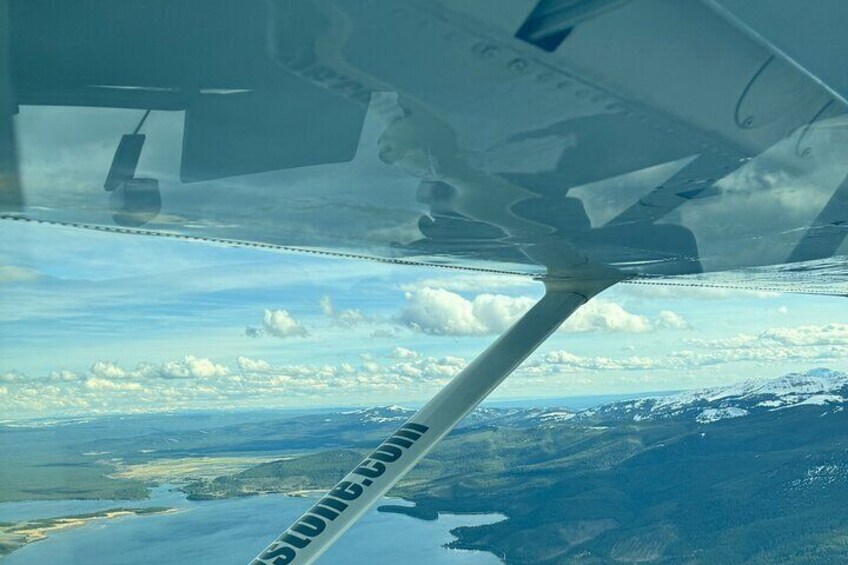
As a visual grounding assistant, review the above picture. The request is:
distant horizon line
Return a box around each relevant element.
[0,389,689,424]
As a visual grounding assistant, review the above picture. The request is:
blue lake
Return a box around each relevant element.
[0,486,504,564]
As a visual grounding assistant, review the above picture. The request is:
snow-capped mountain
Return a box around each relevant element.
[584,368,848,424]
[341,405,414,424]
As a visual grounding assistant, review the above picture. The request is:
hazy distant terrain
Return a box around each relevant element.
[2,369,847,563]
[184,369,848,564]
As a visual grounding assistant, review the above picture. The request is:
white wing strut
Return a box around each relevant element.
[250,277,619,565]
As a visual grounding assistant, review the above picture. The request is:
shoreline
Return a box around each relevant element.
[377,500,508,563]
[0,486,507,564]
[0,506,176,558]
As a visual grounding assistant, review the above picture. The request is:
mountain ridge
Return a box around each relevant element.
[341,368,848,428]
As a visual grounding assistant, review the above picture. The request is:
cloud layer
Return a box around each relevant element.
[2,319,846,419]
[0,351,469,418]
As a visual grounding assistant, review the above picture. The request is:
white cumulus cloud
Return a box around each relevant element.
[400,288,673,336]
[237,356,273,373]
[48,370,80,382]
[159,356,230,379]
[84,378,144,392]
[399,288,534,336]
[655,310,690,330]
[472,294,536,333]
[90,361,128,380]
[400,288,488,335]
[560,299,652,333]
[390,347,419,360]
[263,309,308,338]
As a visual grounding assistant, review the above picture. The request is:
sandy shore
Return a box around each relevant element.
[0,507,176,557]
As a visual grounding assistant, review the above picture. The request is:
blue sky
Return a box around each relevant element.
[1,221,846,420]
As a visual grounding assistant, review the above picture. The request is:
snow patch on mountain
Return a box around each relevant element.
[538,410,576,423]
[696,407,749,423]
[785,394,845,407]
[790,464,848,489]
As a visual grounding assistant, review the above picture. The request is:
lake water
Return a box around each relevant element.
[0,486,504,564]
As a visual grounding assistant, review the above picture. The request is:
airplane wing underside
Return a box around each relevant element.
[3,0,848,294]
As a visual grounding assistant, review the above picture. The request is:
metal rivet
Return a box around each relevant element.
[509,58,528,71]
